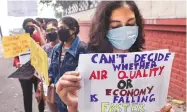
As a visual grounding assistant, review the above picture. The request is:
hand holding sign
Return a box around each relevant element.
[161,104,175,112]
[56,71,81,111]
[56,50,175,112]
[76,50,174,112]
[30,38,49,85]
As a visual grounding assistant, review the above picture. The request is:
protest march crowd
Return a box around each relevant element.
[3,1,177,112]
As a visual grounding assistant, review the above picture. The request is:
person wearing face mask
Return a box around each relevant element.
[55,1,175,112]
[45,19,58,43]
[36,20,60,112]
[13,18,46,112]
[42,20,60,57]
[48,17,87,112]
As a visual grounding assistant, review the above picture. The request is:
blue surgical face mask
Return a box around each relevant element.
[106,26,139,50]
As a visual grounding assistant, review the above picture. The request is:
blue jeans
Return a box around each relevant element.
[55,93,68,112]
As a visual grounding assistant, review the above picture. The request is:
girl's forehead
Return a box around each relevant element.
[46,24,57,31]
[58,22,68,28]
[110,5,135,21]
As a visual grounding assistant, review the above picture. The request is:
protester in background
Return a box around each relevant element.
[35,18,46,31]
[55,1,175,112]
[43,18,50,26]
[44,19,58,43]
[38,19,60,112]
[45,18,58,25]
[43,20,60,56]
[48,17,87,112]
[35,18,47,43]
[49,18,58,25]
[13,18,46,112]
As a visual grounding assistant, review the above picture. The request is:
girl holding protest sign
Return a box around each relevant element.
[13,18,46,112]
[55,1,175,112]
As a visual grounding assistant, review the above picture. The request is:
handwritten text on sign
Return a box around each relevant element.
[78,50,174,112]
[30,38,49,85]
[2,33,30,58]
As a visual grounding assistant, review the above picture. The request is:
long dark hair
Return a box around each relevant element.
[88,1,145,53]
[59,17,80,35]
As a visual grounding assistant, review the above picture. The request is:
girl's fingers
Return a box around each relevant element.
[56,71,81,107]
[56,79,80,94]
[65,86,81,93]
[57,87,79,107]
[62,74,81,82]
[161,103,172,112]
[64,71,80,76]
[56,71,81,93]
[59,80,80,88]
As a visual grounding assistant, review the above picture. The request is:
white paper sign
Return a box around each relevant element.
[43,83,48,96]
[78,50,174,112]
[19,51,30,64]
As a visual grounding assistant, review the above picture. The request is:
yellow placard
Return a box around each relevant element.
[30,38,49,85]
[43,51,49,85]
[2,33,30,58]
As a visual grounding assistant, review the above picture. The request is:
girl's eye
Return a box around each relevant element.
[111,26,121,29]
[126,23,136,26]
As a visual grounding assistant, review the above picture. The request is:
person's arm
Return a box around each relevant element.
[32,24,46,46]
[13,56,20,68]
[68,107,78,112]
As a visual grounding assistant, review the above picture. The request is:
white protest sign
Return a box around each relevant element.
[19,51,30,64]
[78,50,174,112]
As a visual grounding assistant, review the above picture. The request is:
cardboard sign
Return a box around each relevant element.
[30,38,49,85]
[78,50,174,112]
[2,33,30,58]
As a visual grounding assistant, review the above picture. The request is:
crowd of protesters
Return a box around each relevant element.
[12,1,175,112]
